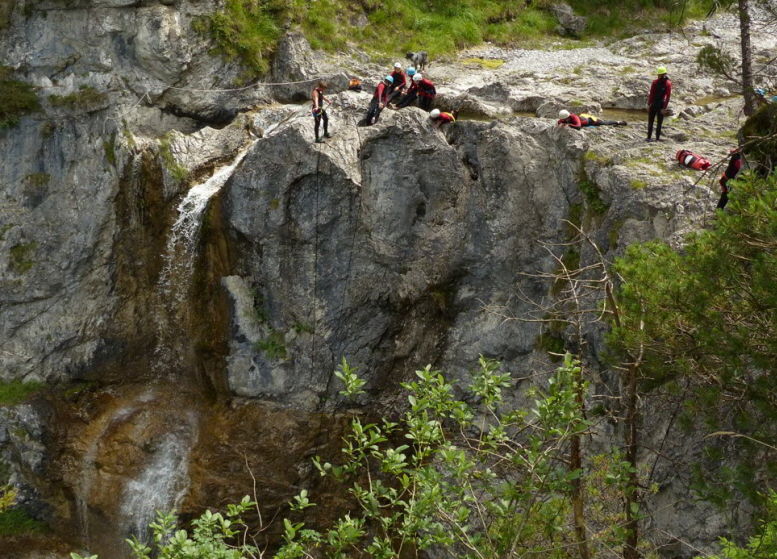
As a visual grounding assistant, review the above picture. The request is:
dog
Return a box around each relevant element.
[406,51,428,71]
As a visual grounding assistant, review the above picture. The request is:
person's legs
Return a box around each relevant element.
[314,113,322,141]
[655,110,665,140]
[419,96,433,111]
[396,91,418,109]
[647,108,656,140]
[387,89,402,105]
[366,97,378,124]
[717,189,728,209]
[322,111,329,136]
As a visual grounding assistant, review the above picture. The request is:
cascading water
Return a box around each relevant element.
[153,145,253,369]
[120,410,199,543]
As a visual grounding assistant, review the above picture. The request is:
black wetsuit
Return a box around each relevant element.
[312,88,329,140]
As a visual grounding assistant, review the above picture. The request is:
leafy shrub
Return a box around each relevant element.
[0,67,40,130]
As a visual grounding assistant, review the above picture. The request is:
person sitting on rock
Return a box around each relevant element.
[366,76,392,125]
[312,80,331,144]
[386,63,407,106]
[557,110,625,129]
[647,67,672,142]
[416,74,437,111]
[430,108,458,128]
[395,73,423,109]
[717,148,743,210]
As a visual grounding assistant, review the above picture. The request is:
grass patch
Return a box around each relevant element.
[584,150,614,166]
[608,219,624,250]
[578,167,609,215]
[159,133,188,183]
[0,380,45,406]
[49,85,107,111]
[630,178,647,189]
[0,509,48,536]
[24,173,49,188]
[9,242,37,274]
[0,67,40,130]
[104,132,117,166]
[292,322,314,334]
[257,330,287,360]
[569,0,715,37]
[0,224,14,241]
[461,57,505,69]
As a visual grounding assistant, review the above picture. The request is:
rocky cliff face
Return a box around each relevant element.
[1,1,774,557]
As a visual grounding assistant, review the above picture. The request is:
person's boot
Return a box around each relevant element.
[315,136,324,143]
[324,132,332,138]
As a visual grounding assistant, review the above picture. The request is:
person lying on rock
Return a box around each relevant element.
[366,76,392,125]
[312,80,331,144]
[717,148,743,210]
[430,108,458,127]
[386,63,407,106]
[556,110,626,129]
[647,66,672,142]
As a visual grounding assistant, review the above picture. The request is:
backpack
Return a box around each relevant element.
[348,78,363,92]
[676,149,711,171]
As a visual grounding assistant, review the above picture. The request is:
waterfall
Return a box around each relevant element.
[153,145,252,367]
[120,410,199,543]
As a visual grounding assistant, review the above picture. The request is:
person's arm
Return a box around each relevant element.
[648,81,656,107]
[569,114,582,130]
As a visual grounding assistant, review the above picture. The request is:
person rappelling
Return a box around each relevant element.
[312,80,331,144]
[647,67,671,142]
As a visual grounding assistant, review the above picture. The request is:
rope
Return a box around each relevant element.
[312,141,323,401]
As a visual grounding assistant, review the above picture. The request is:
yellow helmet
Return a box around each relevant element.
[656,66,668,75]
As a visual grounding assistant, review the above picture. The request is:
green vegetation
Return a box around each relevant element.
[0,508,47,536]
[610,170,777,505]
[256,330,287,360]
[158,133,188,183]
[630,178,647,189]
[0,223,13,241]
[9,242,37,274]
[292,322,314,334]
[104,132,117,166]
[49,85,108,111]
[570,0,715,37]
[25,172,50,188]
[710,491,777,559]
[0,380,44,406]
[461,57,505,69]
[0,66,40,130]
[578,167,609,215]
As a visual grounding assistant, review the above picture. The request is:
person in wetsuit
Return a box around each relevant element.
[647,67,672,142]
[557,110,626,129]
[312,80,331,143]
[717,149,743,209]
[386,63,407,106]
[366,76,392,125]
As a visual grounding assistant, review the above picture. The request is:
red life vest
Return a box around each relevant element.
[676,150,711,171]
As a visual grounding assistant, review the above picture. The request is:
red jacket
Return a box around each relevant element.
[648,77,672,110]
[373,82,389,104]
[437,112,455,123]
[417,78,436,98]
[389,70,406,90]
[720,153,742,190]
[558,114,583,130]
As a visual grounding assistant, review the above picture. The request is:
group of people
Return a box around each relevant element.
[556,65,742,209]
[312,63,742,210]
[310,61,459,143]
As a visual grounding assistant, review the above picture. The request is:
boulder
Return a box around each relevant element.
[550,3,587,38]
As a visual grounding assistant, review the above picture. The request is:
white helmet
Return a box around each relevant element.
[558,109,570,119]
[394,62,402,69]
[413,73,423,82]
[430,109,441,118]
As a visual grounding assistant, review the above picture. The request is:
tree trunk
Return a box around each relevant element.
[623,362,640,559]
[571,357,589,559]
[739,0,756,116]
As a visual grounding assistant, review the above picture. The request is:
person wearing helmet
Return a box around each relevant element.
[558,109,626,129]
[647,67,672,142]
[395,72,424,109]
[386,63,407,106]
[311,80,330,143]
[416,73,437,111]
[429,108,457,128]
[366,75,393,125]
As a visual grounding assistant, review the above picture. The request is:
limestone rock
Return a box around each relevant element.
[550,3,587,38]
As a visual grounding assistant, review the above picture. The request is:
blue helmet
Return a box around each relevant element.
[407,67,416,76]
[385,75,394,83]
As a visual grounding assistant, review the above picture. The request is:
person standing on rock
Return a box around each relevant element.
[366,76,392,125]
[717,148,743,209]
[312,80,331,144]
[647,67,672,142]
[386,63,407,106]
[416,74,437,111]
